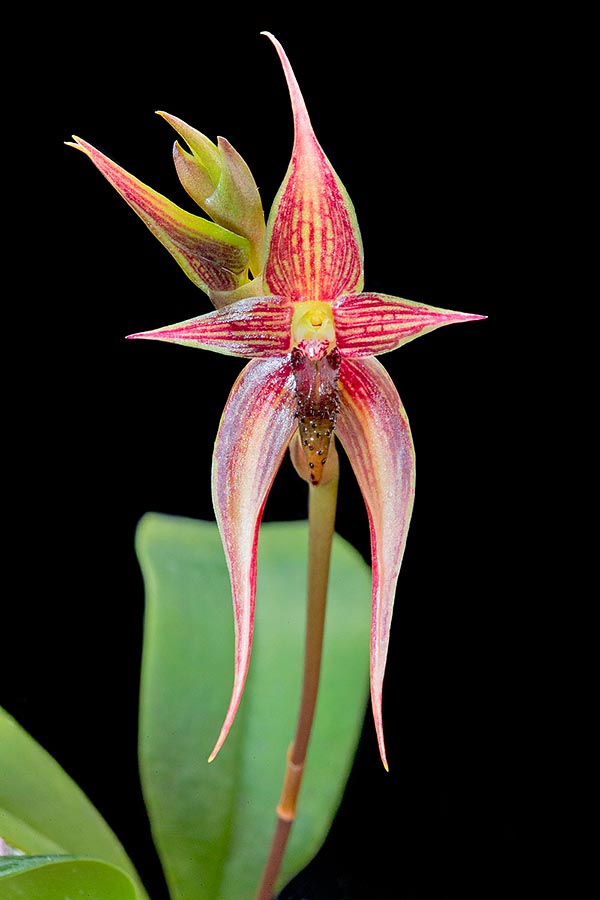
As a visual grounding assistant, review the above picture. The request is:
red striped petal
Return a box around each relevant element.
[334,293,487,357]
[127,295,293,357]
[262,33,363,302]
[67,136,249,294]
[209,357,298,760]
[336,357,416,769]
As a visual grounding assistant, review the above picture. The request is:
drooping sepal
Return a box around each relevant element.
[262,32,364,302]
[127,295,292,357]
[67,136,250,294]
[209,358,298,760]
[333,293,486,357]
[336,357,416,769]
[159,113,266,276]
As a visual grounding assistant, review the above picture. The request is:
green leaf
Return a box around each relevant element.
[0,855,138,900]
[137,514,371,900]
[0,707,148,899]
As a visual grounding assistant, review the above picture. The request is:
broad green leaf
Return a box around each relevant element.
[0,707,148,899]
[0,855,137,900]
[137,514,371,900]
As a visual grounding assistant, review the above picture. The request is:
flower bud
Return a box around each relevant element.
[158,112,265,275]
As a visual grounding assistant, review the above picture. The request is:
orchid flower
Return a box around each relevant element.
[68,33,484,771]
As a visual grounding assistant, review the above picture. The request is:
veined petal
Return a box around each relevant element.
[334,293,486,357]
[67,136,250,294]
[209,357,298,760]
[127,295,292,357]
[336,357,416,769]
[261,32,364,302]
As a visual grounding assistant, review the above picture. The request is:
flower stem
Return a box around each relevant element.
[253,447,339,900]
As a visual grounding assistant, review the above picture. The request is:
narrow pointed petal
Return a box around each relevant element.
[209,357,298,760]
[336,358,416,769]
[67,136,250,293]
[334,293,487,357]
[261,32,364,301]
[127,295,292,357]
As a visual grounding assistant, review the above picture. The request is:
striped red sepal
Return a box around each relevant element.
[209,358,298,760]
[67,136,250,293]
[334,293,487,357]
[261,33,364,303]
[127,295,293,358]
[336,357,416,769]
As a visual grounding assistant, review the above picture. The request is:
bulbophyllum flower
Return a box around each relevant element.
[68,33,484,770]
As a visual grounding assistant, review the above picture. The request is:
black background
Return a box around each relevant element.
[5,5,541,899]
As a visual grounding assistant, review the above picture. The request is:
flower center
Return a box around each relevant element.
[291,301,336,361]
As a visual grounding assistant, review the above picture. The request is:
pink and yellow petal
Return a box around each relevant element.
[336,357,416,769]
[262,33,364,302]
[209,358,298,760]
[67,136,250,294]
[333,293,487,357]
[127,295,292,357]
